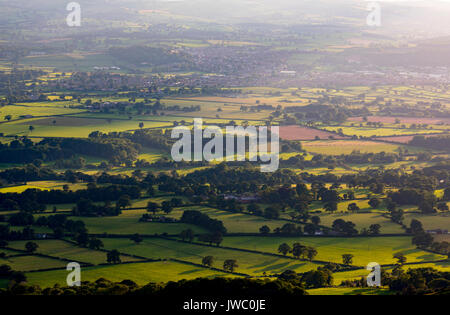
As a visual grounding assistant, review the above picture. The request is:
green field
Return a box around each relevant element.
[0,255,67,272]
[332,260,450,286]
[0,117,172,138]
[20,53,119,72]
[0,105,84,120]
[317,212,405,234]
[221,236,446,266]
[167,206,296,234]
[0,181,88,193]
[25,261,231,288]
[403,213,450,231]
[136,148,168,163]
[100,237,321,276]
[6,240,141,265]
[68,210,207,235]
[321,126,445,138]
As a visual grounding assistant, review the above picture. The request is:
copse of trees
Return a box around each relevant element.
[410,135,450,152]
[0,224,34,242]
[25,241,38,253]
[202,256,214,267]
[0,137,140,165]
[0,265,26,285]
[72,199,121,217]
[0,185,140,213]
[332,219,358,236]
[388,189,437,214]
[388,268,450,295]
[340,267,449,295]
[289,243,318,261]
[281,151,399,169]
[223,259,238,273]
[34,214,87,237]
[278,267,334,289]
[106,250,121,264]
[180,210,227,234]
[274,223,303,236]
[342,254,354,265]
[197,232,223,247]
[286,104,369,124]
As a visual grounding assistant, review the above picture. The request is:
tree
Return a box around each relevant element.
[161,201,173,214]
[147,186,155,197]
[368,198,381,209]
[180,229,194,242]
[147,202,159,214]
[410,219,424,235]
[437,202,449,212]
[412,232,434,248]
[223,259,238,273]
[304,223,316,235]
[170,198,183,207]
[259,225,270,235]
[332,219,358,236]
[311,216,321,226]
[211,232,223,247]
[368,224,381,235]
[74,232,89,247]
[139,122,144,129]
[386,200,397,213]
[342,254,354,265]
[264,207,280,219]
[419,201,435,214]
[302,269,333,288]
[28,126,35,133]
[130,234,143,245]
[25,242,38,253]
[278,243,291,256]
[347,203,360,212]
[324,201,338,212]
[347,191,355,200]
[390,209,404,224]
[393,252,407,265]
[202,256,214,267]
[4,115,12,122]
[8,269,27,284]
[198,234,213,245]
[88,238,104,250]
[247,203,261,214]
[306,247,318,261]
[117,195,131,209]
[107,250,122,264]
[444,188,450,201]
[292,243,305,259]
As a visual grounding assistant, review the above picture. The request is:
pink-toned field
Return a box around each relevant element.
[378,134,448,144]
[348,116,450,125]
[376,135,415,144]
[279,125,349,141]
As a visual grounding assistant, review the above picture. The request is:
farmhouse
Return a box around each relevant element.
[426,229,449,235]
[223,194,260,203]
